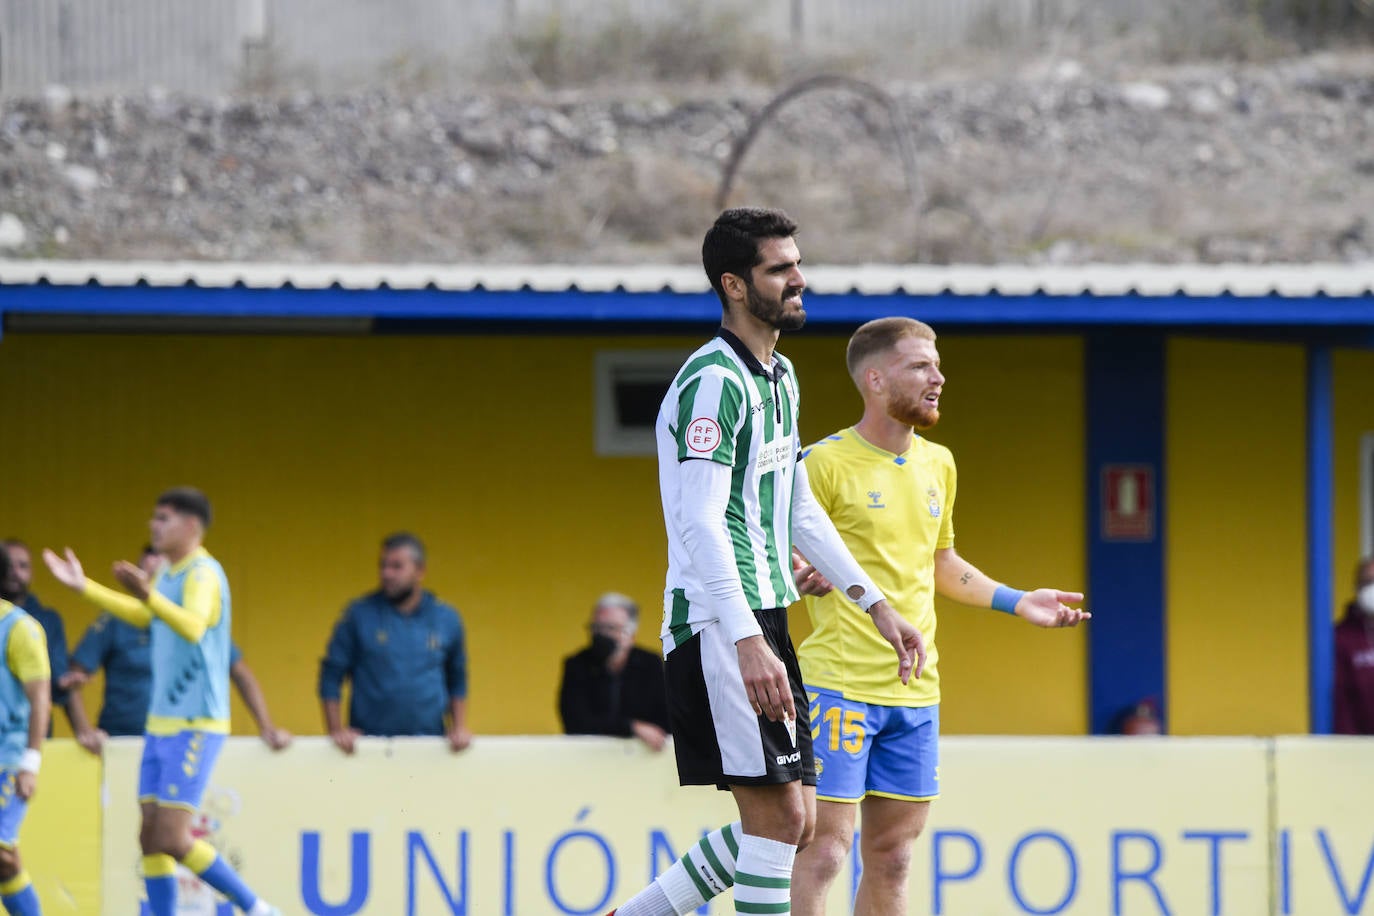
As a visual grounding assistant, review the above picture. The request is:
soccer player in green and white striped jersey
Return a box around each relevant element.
[606,208,926,916]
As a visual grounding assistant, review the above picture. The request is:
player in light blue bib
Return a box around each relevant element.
[0,542,49,915]
[45,488,280,916]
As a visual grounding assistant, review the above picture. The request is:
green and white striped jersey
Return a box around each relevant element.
[656,330,802,654]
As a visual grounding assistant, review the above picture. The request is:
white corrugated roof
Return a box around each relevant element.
[0,260,1371,297]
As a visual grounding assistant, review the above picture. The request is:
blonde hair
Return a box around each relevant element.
[845,317,937,379]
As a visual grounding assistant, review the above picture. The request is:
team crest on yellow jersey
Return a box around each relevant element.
[927,486,941,518]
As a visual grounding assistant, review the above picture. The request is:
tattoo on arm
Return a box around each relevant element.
[959,572,972,586]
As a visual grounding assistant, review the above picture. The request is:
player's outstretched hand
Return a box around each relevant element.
[791,551,834,597]
[112,560,152,601]
[868,600,926,684]
[736,634,794,722]
[42,547,86,591]
[1015,589,1090,628]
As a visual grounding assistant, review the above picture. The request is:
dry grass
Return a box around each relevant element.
[479,0,1371,92]
[492,3,780,90]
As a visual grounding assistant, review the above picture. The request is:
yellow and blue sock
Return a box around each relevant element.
[182,839,259,912]
[142,854,177,916]
[0,869,42,916]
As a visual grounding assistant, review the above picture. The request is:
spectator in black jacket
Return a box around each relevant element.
[559,592,670,751]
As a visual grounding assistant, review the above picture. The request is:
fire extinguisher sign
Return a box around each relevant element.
[1101,464,1155,541]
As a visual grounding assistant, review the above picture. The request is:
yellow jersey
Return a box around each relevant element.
[1,599,50,684]
[797,428,956,706]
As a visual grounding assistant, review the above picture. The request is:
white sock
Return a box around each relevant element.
[618,821,742,916]
[615,881,673,916]
[733,833,796,915]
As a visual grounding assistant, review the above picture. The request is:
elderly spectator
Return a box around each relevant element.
[319,532,470,753]
[559,592,670,751]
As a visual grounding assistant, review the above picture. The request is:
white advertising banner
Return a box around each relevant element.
[1272,737,1374,916]
[98,735,1370,915]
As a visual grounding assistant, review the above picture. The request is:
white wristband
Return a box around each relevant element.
[18,748,41,774]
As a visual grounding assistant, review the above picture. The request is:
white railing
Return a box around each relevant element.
[2,0,245,95]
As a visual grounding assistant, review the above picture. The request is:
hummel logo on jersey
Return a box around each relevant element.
[867,490,885,509]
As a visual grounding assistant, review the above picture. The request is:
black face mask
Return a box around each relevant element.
[589,633,618,663]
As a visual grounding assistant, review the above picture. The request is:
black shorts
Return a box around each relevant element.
[664,607,816,789]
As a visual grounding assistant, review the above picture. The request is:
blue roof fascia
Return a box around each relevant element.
[1,283,1373,326]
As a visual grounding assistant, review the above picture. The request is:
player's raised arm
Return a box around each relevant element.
[138,560,220,642]
[43,548,153,626]
[791,461,926,682]
[933,546,1089,627]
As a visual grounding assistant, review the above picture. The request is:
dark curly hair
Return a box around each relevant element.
[157,486,212,528]
[701,207,798,308]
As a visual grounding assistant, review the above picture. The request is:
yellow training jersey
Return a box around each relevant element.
[1,600,50,683]
[797,428,956,707]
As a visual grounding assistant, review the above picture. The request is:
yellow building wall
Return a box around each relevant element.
[1166,338,1308,735]
[0,330,1085,738]
[1333,348,1374,621]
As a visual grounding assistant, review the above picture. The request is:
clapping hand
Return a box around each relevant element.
[112,560,152,601]
[42,548,86,591]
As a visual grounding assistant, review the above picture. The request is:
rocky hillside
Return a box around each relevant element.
[2,51,1372,265]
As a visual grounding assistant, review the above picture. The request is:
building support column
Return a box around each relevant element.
[1086,332,1167,734]
[1307,343,1334,734]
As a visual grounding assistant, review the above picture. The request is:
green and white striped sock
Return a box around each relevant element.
[620,821,741,916]
[733,833,795,915]
[661,821,741,913]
